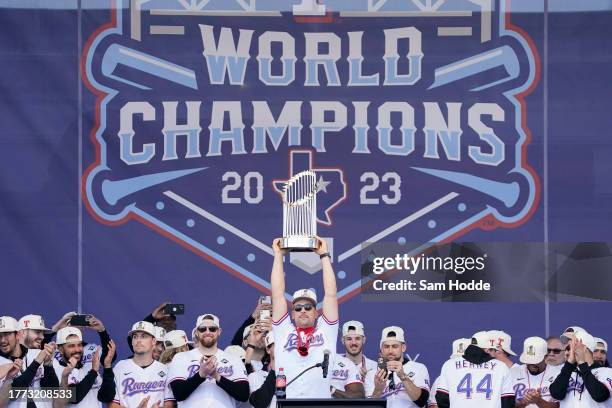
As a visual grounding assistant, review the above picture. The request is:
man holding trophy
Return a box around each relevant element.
[270,170,339,398]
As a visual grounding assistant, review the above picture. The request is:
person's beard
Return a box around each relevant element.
[25,337,42,349]
[591,360,605,368]
[199,336,217,348]
[527,364,545,375]
[63,351,82,362]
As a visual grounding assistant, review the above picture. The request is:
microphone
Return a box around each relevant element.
[322,349,330,378]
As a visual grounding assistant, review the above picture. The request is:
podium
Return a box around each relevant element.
[277,399,386,407]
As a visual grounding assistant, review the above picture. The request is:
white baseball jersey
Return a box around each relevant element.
[330,354,362,392]
[510,364,561,407]
[0,355,12,385]
[428,376,440,407]
[343,354,377,381]
[272,313,338,398]
[167,348,248,408]
[112,359,168,407]
[364,360,430,408]
[248,370,275,408]
[6,349,54,408]
[52,358,102,408]
[436,357,514,408]
[558,366,612,408]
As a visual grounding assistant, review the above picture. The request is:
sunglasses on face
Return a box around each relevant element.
[293,304,314,312]
[547,348,563,354]
[197,326,218,333]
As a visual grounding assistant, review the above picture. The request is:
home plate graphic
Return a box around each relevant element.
[83,0,540,303]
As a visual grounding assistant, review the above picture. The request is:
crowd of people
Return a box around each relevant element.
[0,238,610,407]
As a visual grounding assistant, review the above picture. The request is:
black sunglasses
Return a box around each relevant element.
[293,304,314,312]
[547,348,563,354]
[197,326,218,333]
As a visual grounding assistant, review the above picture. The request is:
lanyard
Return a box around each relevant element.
[526,366,545,393]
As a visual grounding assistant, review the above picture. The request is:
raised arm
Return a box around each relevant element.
[271,238,288,321]
[315,237,338,322]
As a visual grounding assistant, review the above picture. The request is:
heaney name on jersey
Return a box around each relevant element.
[454,360,499,370]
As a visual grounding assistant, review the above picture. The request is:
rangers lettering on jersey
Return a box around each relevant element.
[283,333,325,352]
[121,378,166,396]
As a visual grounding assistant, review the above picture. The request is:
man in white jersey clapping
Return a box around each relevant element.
[511,336,561,408]
[550,330,612,408]
[167,314,249,407]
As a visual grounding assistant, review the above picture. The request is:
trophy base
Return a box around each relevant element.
[280,236,318,252]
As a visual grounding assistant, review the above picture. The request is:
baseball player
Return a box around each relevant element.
[248,332,276,408]
[436,331,515,408]
[341,320,377,380]
[487,330,518,369]
[110,321,170,408]
[365,326,430,407]
[0,359,23,407]
[330,353,365,398]
[153,326,167,362]
[428,338,471,408]
[17,315,52,350]
[49,314,114,368]
[546,337,567,367]
[0,316,59,408]
[52,327,104,407]
[167,314,249,407]
[593,338,609,368]
[511,336,561,408]
[160,330,190,365]
[270,236,339,399]
[549,330,612,407]
[244,318,272,373]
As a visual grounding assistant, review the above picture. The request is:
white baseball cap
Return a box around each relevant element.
[164,330,189,349]
[519,337,548,365]
[0,316,19,333]
[225,345,246,360]
[342,320,365,337]
[380,326,405,346]
[561,326,586,342]
[195,314,220,329]
[265,332,275,348]
[451,338,471,358]
[57,327,83,345]
[594,337,608,352]
[292,289,317,304]
[574,331,596,352]
[488,330,517,356]
[18,315,51,332]
[128,321,156,337]
[153,326,167,342]
[472,331,490,348]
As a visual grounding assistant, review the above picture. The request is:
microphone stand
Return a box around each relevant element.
[286,363,322,388]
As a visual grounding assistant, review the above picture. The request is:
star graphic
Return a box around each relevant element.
[316,175,331,193]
